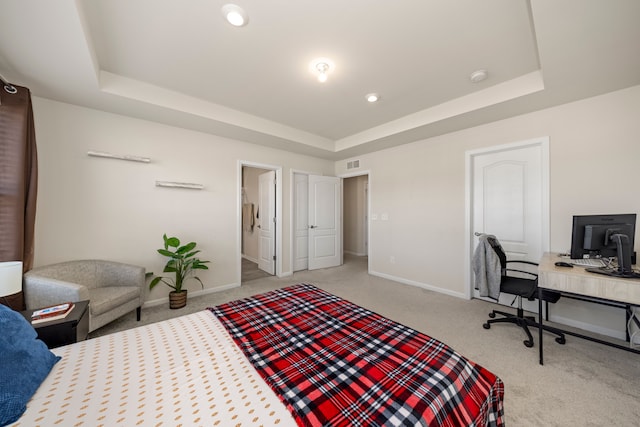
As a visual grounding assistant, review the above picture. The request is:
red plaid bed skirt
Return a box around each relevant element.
[210,283,504,426]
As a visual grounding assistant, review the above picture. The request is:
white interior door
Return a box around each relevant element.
[258,170,276,274]
[470,139,549,310]
[308,175,342,270]
[293,173,309,271]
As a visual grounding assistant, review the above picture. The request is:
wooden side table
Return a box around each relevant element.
[21,300,90,348]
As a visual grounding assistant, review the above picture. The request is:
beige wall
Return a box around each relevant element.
[31,97,333,303]
[335,85,640,336]
[336,85,640,294]
[29,84,640,334]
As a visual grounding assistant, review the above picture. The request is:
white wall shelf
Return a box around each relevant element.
[155,181,204,190]
[87,150,151,163]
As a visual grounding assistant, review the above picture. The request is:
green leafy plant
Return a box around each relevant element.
[149,234,210,293]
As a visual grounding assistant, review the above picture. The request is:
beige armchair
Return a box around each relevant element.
[23,260,145,332]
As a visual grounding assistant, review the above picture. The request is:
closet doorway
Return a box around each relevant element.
[240,162,282,283]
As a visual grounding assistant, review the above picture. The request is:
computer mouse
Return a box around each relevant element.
[554,261,573,268]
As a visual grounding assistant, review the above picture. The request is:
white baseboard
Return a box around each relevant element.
[344,250,366,257]
[242,254,258,263]
[143,282,240,308]
[369,270,467,299]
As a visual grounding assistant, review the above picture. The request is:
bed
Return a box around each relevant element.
[3,283,504,426]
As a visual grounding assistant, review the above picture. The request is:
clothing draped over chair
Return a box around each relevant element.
[472,234,502,300]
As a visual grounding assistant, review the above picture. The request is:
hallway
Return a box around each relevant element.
[242,253,368,283]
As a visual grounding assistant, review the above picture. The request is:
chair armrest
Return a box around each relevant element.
[506,260,539,266]
[23,275,90,309]
[505,268,538,278]
[505,260,539,279]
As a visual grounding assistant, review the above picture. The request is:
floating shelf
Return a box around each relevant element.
[87,150,151,163]
[155,181,204,190]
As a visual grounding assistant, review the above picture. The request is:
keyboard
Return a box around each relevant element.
[569,258,607,268]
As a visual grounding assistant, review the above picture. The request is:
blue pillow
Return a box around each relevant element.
[0,304,60,426]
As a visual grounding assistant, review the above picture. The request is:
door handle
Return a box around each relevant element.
[309,225,317,229]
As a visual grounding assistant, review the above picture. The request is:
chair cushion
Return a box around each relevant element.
[89,286,140,316]
[0,305,60,425]
[500,276,537,299]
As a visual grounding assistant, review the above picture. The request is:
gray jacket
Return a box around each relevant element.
[472,235,502,300]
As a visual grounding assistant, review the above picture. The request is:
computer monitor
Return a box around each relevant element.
[570,213,637,276]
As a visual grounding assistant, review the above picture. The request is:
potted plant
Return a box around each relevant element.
[149,234,210,309]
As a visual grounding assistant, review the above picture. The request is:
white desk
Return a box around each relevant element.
[537,252,640,364]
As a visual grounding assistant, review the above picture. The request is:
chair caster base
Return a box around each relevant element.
[524,339,534,348]
[555,337,566,345]
[488,312,496,318]
[483,323,491,329]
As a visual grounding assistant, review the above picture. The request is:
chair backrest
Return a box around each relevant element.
[485,235,507,272]
[481,234,562,303]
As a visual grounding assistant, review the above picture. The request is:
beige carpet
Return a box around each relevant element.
[241,257,272,282]
[92,254,640,426]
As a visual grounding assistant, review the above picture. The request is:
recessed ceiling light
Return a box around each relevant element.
[222,4,248,27]
[366,93,380,103]
[310,58,334,83]
[470,69,488,83]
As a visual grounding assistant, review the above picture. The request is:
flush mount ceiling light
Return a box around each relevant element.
[222,4,248,27]
[316,63,329,82]
[470,69,488,83]
[310,58,334,83]
[366,93,380,103]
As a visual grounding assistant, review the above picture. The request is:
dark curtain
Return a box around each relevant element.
[0,84,38,310]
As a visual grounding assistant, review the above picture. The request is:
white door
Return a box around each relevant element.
[258,171,276,274]
[293,173,309,271]
[308,175,342,270]
[470,139,549,310]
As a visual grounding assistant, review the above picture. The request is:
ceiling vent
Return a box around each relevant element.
[346,160,360,169]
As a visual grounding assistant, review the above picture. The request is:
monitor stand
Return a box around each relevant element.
[585,234,640,278]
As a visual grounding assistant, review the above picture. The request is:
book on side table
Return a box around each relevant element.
[21,300,90,348]
[31,302,75,324]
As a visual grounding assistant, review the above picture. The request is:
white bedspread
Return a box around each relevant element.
[12,310,296,427]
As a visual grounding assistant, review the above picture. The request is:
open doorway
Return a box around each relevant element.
[343,174,369,258]
[291,171,369,273]
[240,162,282,283]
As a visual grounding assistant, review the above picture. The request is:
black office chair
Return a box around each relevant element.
[481,236,566,348]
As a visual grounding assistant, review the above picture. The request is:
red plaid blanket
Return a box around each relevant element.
[210,284,504,427]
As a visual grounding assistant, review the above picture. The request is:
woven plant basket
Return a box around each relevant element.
[169,290,187,309]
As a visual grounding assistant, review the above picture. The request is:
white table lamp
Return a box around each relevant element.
[0,261,24,310]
